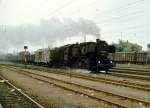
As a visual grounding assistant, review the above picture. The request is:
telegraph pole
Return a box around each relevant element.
[0,25,6,32]
[84,33,86,42]
[24,46,28,68]
[120,32,123,40]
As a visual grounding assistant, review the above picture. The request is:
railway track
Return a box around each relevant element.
[20,64,150,79]
[2,64,150,91]
[109,67,150,81]
[112,67,150,73]
[4,64,150,91]
[4,66,150,108]
[24,65,150,91]
[3,63,150,81]
[0,75,44,108]
[116,65,150,70]
[110,69,150,76]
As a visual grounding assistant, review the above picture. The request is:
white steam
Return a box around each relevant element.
[0,18,100,53]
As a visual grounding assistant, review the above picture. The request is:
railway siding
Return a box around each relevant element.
[0,76,44,108]
[109,67,150,81]
[5,66,150,108]
[1,64,150,108]
[3,63,150,91]
[0,66,123,108]
[18,65,150,91]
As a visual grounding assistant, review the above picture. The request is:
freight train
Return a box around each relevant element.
[7,39,116,73]
[109,52,150,64]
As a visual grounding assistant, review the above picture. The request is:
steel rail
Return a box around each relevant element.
[0,75,44,108]
[110,69,150,76]
[9,65,150,91]
[6,67,150,108]
[4,67,129,108]
[113,67,150,72]
[23,66,150,91]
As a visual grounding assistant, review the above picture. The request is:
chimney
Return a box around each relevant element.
[96,39,100,43]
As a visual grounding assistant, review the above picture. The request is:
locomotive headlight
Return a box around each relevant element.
[98,61,101,64]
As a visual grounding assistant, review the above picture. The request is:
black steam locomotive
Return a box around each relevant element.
[50,39,115,73]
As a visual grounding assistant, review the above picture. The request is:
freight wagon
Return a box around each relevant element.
[34,48,51,65]
[109,52,150,64]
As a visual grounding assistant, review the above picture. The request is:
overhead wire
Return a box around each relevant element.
[93,1,150,25]
[90,0,150,37]
[71,0,150,19]
[43,0,150,25]
[46,0,99,18]
[41,0,150,41]
[50,0,150,32]
[45,0,77,18]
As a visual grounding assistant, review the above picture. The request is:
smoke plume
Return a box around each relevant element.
[0,18,100,53]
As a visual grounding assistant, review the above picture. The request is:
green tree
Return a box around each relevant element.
[147,44,150,49]
[112,40,142,52]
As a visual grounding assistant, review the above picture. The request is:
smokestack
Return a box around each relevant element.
[96,39,100,43]
[95,33,101,39]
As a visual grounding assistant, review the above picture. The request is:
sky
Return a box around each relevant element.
[0,0,150,53]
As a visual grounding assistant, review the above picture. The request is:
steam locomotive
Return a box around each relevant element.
[49,39,115,72]
[8,39,116,73]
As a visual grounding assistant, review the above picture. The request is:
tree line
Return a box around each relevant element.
[112,40,150,52]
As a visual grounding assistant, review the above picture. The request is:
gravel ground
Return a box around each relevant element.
[1,63,150,108]
[25,64,150,89]
[0,67,116,108]
[0,79,38,108]
[22,68,150,101]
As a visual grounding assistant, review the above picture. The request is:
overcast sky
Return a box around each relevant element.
[0,0,150,53]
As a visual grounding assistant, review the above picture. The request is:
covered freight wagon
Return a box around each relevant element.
[34,48,51,65]
[109,51,150,64]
